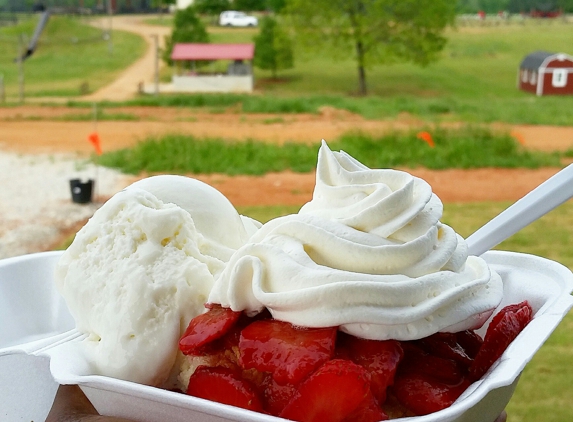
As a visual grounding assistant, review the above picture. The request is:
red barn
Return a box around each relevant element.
[518,51,573,96]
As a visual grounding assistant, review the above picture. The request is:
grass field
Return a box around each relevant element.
[96,127,563,175]
[99,18,573,124]
[0,14,146,98]
[3,16,573,125]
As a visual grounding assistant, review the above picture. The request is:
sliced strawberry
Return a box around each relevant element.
[259,373,298,416]
[392,371,471,416]
[488,301,533,333]
[279,359,371,422]
[400,343,464,385]
[179,304,242,355]
[455,330,483,360]
[186,366,263,412]
[239,319,337,385]
[469,301,533,381]
[342,390,389,422]
[415,332,473,368]
[340,334,403,403]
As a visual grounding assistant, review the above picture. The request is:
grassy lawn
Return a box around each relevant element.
[139,18,573,124]
[0,14,146,98]
[7,16,570,125]
[96,128,563,175]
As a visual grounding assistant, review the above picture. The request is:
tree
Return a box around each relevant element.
[193,0,230,15]
[234,0,267,11]
[253,15,294,78]
[163,6,209,66]
[267,0,287,13]
[284,0,456,95]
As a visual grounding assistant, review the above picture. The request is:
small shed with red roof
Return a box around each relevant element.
[170,43,255,93]
[518,51,573,96]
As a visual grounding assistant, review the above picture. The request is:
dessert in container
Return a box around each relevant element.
[1,248,572,422]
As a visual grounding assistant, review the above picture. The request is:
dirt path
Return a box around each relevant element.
[2,105,573,156]
[81,15,170,101]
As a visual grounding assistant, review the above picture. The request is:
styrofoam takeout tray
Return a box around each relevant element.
[1,250,572,422]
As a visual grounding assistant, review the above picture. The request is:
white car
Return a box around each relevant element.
[219,11,258,27]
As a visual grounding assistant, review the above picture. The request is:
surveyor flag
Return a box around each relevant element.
[88,132,102,155]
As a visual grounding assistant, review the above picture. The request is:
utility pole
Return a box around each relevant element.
[107,0,113,55]
[18,34,24,103]
[152,34,159,95]
[0,74,4,104]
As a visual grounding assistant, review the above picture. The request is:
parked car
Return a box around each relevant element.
[219,11,258,27]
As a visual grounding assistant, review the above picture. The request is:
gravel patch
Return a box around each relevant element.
[0,152,132,259]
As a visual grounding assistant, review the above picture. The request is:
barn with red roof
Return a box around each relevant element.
[170,43,255,93]
[518,51,573,96]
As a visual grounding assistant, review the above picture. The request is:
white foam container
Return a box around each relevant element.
[1,250,572,422]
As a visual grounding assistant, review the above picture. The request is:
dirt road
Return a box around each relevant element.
[81,15,170,101]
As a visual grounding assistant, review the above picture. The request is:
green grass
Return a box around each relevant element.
[96,126,562,175]
[0,15,146,98]
[11,18,571,125]
[57,111,141,121]
[135,19,573,125]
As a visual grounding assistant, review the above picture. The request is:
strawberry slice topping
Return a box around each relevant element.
[259,373,299,416]
[179,304,242,355]
[342,390,389,422]
[392,371,471,416]
[469,300,533,381]
[415,332,474,368]
[239,319,337,385]
[400,343,465,385]
[279,359,371,422]
[186,366,263,412]
[340,334,403,403]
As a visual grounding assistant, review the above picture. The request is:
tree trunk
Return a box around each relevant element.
[356,40,367,95]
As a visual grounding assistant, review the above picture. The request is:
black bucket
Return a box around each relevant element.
[70,179,94,204]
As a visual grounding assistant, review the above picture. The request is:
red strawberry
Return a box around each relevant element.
[400,343,464,385]
[342,390,389,422]
[239,319,337,385]
[186,366,263,412]
[179,304,242,355]
[280,359,371,422]
[415,332,473,368]
[259,373,298,416]
[455,330,483,359]
[469,301,533,381]
[340,334,403,403]
[392,371,471,416]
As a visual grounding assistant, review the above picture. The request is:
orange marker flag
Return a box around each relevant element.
[510,130,526,145]
[88,132,102,155]
[416,131,435,148]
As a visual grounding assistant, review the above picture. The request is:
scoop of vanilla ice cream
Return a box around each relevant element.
[208,141,503,341]
[55,176,259,387]
[127,175,261,257]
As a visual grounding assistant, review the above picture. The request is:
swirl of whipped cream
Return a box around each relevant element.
[208,141,503,340]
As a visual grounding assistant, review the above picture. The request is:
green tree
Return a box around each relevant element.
[267,0,287,13]
[193,0,230,15]
[163,6,209,66]
[234,0,267,11]
[253,15,294,78]
[284,0,456,96]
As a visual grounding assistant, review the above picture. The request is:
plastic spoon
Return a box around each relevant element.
[466,163,573,256]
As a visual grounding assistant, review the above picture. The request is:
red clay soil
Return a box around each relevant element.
[1,104,571,206]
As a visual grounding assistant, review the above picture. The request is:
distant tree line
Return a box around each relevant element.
[0,0,159,13]
[457,0,573,14]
